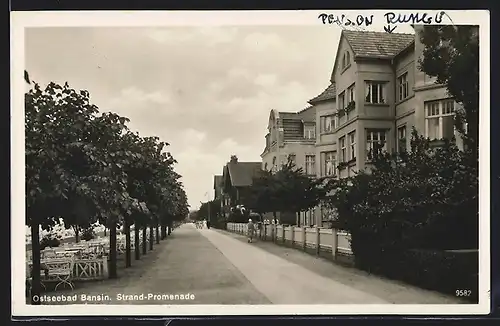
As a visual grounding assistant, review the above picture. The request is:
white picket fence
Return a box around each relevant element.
[226,223,353,257]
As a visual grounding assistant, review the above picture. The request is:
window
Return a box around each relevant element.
[320,115,335,133]
[342,51,351,69]
[288,153,296,164]
[347,85,355,103]
[322,151,336,176]
[366,129,387,159]
[348,131,356,161]
[397,125,407,152]
[305,155,316,175]
[338,92,345,111]
[264,162,268,171]
[339,136,346,163]
[425,99,455,140]
[398,73,409,101]
[272,156,277,167]
[365,81,385,104]
[304,125,316,139]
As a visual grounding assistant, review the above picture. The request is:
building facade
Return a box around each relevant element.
[308,83,338,227]
[321,27,464,178]
[261,107,318,225]
[308,26,465,227]
[220,156,262,219]
[261,107,317,175]
[259,26,465,228]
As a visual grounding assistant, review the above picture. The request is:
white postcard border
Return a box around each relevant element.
[11,9,491,316]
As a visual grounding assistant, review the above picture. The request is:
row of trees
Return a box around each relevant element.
[25,73,189,304]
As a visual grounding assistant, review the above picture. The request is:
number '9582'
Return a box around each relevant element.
[456,289,472,296]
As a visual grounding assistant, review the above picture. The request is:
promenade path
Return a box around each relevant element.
[44,223,464,305]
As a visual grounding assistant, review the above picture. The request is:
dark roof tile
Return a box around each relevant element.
[309,83,336,104]
[343,30,414,59]
[226,162,261,187]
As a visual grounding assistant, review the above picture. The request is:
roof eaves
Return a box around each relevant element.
[393,40,415,59]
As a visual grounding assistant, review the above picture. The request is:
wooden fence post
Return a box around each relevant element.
[315,227,320,255]
[282,226,286,244]
[290,225,295,247]
[332,228,338,260]
[302,227,306,250]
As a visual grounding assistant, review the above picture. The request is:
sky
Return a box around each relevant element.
[25,23,414,210]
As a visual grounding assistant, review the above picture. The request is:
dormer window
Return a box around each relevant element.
[342,51,351,70]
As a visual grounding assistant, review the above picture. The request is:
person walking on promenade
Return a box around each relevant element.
[247,219,255,243]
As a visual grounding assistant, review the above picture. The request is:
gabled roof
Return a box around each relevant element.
[330,30,415,82]
[343,30,415,59]
[308,83,336,105]
[224,162,262,187]
[277,106,315,121]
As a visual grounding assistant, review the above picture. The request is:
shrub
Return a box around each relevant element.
[325,130,478,297]
[383,249,478,302]
[81,227,95,241]
[40,235,61,250]
[227,206,249,223]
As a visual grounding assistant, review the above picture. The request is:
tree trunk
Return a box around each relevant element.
[30,220,41,305]
[161,225,167,239]
[155,225,160,244]
[142,227,147,255]
[149,226,154,251]
[272,212,277,241]
[109,220,117,279]
[168,221,172,235]
[74,226,80,243]
[104,227,107,237]
[125,220,131,268]
[134,223,140,260]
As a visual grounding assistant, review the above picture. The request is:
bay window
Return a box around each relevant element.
[320,115,335,133]
[366,129,387,160]
[365,81,385,104]
[347,84,355,103]
[305,155,316,175]
[322,151,336,176]
[348,131,356,161]
[397,125,407,152]
[338,92,345,112]
[398,73,409,101]
[339,136,346,163]
[425,99,455,140]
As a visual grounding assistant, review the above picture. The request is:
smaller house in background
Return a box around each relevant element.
[261,107,317,175]
[221,155,261,217]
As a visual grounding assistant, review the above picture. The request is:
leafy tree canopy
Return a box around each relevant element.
[418,25,479,154]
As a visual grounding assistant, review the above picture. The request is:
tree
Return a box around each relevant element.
[246,160,329,225]
[245,169,277,218]
[25,81,102,303]
[273,160,329,225]
[25,75,190,297]
[326,129,478,272]
[418,25,479,155]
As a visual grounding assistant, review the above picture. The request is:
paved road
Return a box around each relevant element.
[43,223,463,305]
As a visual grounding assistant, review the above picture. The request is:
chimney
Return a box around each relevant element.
[230,155,238,163]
